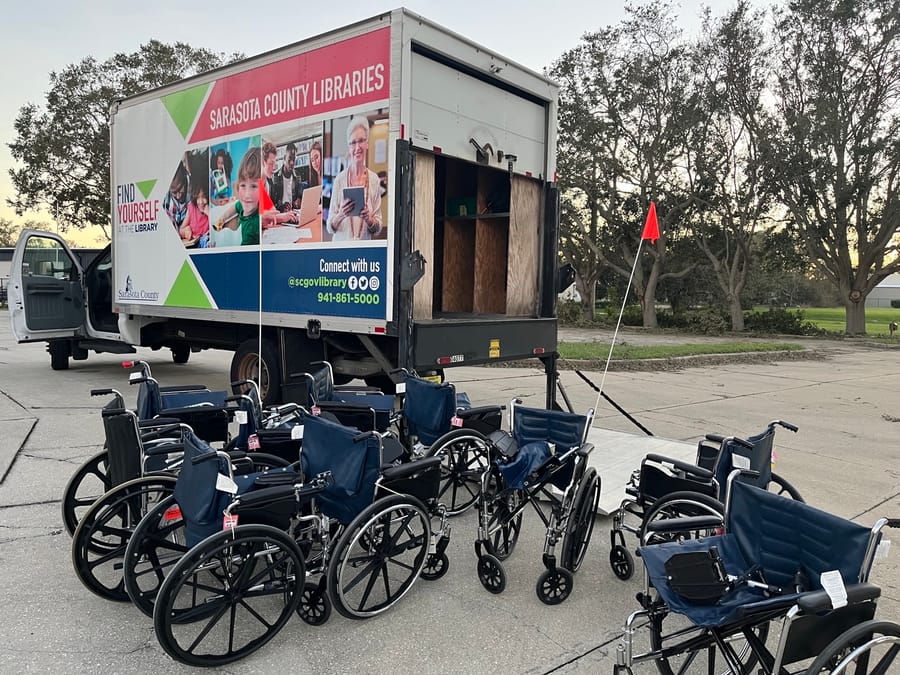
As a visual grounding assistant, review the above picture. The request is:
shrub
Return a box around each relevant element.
[744,308,823,335]
[891,299,900,309]
[557,300,584,325]
[685,308,729,335]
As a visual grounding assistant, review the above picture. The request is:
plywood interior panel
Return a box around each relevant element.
[441,220,475,312]
[413,153,435,320]
[474,219,508,313]
[506,176,541,316]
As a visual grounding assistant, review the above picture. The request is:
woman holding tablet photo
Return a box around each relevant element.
[326,119,383,241]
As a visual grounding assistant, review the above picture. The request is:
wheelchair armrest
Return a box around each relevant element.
[705,433,725,444]
[139,417,181,429]
[159,384,209,393]
[456,405,503,419]
[143,441,184,457]
[381,456,441,483]
[643,515,723,536]
[797,583,881,614]
[233,484,298,510]
[253,471,300,487]
[335,384,385,395]
[645,453,714,480]
[577,442,594,458]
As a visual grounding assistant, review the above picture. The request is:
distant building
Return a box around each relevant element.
[866,273,900,308]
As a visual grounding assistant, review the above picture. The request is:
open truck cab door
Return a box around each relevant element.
[8,230,127,369]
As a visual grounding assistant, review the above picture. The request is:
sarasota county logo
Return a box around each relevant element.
[117,274,159,302]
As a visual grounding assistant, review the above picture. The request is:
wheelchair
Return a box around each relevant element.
[69,407,287,602]
[150,412,451,667]
[613,472,899,674]
[609,420,803,581]
[473,400,600,604]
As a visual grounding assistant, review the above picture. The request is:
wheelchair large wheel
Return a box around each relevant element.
[234,452,292,474]
[482,471,523,561]
[153,524,303,667]
[804,619,900,674]
[123,495,188,617]
[560,467,600,572]
[640,491,724,547]
[327,494,430,620]
[425,428,491,516]
[649,609,768,675]
[768,472,803,501]
[71,475,177,601]
[61,450,112,537]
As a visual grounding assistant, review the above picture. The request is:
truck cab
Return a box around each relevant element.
[7,230,134,369]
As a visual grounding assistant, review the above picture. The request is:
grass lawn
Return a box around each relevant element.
[752,306,900,335]
[558,342,802,360]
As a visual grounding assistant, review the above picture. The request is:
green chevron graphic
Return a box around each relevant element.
[165,261,213,309]
[161,83,210,139]
[135,179,157,199]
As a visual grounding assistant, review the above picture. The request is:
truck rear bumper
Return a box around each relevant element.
[412,317,557,370]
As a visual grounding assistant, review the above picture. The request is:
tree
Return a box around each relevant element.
[551,1,699,329]
[0,218,21,247]
[769,0,900,334]
[8,41,242,235]
[685,2,776,330]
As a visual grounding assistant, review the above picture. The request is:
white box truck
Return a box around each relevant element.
[8,8,564,404]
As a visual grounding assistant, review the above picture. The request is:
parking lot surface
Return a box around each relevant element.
[0,317,897,673]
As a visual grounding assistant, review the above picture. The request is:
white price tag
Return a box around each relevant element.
[395,382,406,394]
[874,540,891,561]
[215,472,238,494]
[291,424,304,440]
[234,410,248,425]
[819,570,848,609]
[731,454,751,470]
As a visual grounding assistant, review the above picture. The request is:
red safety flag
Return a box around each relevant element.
[259,178,274,212]
[641,202,659,243]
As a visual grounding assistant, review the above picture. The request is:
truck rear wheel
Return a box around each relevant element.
[171,344,190,364]
[231,338,281,406]
[49,340,70,371]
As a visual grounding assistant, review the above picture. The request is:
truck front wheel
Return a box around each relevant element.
[171,344,190,364]
[231,338,281,406]
[49,340,70,371]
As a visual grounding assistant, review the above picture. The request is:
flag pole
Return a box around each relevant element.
[592,201,659,413]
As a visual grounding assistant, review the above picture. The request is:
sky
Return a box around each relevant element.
[0,0,740,245]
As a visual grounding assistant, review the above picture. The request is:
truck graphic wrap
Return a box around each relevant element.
[112,26,392,322]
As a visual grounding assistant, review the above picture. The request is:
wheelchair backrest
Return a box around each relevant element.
[300,414,380,525]
[713,427,774,491]
[512,406,588,450]
[175,430,235,547]
[727,479,872,591]
[102,407,143,487]
[305,364,334,406]
[402,376,457,445]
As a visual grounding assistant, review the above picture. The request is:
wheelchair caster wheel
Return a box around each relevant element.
[610,544,634,580]
[421,552,449,581]
[477,554,506,594]
[536,567,573,605]
[297,581,331,626]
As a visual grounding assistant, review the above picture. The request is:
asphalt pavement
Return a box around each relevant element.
[0,316,898,674]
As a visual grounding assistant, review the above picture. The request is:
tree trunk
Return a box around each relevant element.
[642,260,661,328]
[584,282,596,321]
[729,296,745,332]
[845,297,866,335]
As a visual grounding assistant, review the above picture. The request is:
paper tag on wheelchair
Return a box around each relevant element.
[820,570,848,608]
[731,454,751,470]
[163,506,182,522]
[395,382,406,394]
[451,416,463,427]
[223,514,238,531]
[215,473,238,494]
[291,425,304,440]
[234,410,248,425]
[874,540,891,561]
[128,372,142,383]
[247,434,260,450]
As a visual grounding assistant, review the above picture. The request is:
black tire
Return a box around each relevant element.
[609,544,634,581]
[649,610,768,675]
[424,428,491,516]
[297,581,332,626]
[536,567,574,605]
[560,467,600,572]
[49,340,70,370]
[123,495,189,618]
[804,619,900,674]
[71,475,177,601]
[768,472,803,501]
[477,554,506,594]
[327,494,430,619]
[231,338,281,407]
[483,488,523,561]
[153,524,303,667]
[171,344,190,364]
[61,450,111,537]
[233,452,292,474]
[639,491,724,547]
[420,552,449,581]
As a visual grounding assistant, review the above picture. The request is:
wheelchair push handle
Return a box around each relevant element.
[770,419,799,433]
[90,388,121,398]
